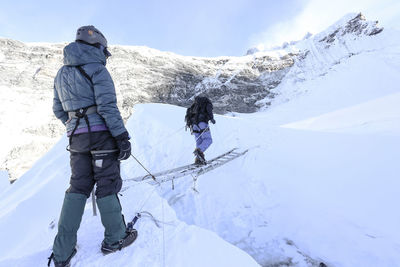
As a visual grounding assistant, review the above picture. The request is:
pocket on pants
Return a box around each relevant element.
[91,149,118,169]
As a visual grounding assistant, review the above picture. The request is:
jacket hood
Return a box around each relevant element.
[63,42,106,66]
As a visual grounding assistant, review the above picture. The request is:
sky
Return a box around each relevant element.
[0,0,399,57]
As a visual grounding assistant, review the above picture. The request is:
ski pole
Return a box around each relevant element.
[130,153,158,182]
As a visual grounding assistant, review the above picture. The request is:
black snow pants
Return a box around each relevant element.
[67,131,122,198]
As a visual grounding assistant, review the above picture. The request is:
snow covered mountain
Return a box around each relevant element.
[0,12,400,267]
[0,37,291,181]
[0,13,386,181]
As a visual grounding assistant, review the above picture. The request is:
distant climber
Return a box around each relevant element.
[185,96,215,165]
[48,25,136,267]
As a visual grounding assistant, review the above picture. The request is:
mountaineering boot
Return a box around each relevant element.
[101,228,138,254]
[193,148,206,165]
[50,193,86,266]
[97,194,137,254]
[194,157,204,165]
[48,248,77,267]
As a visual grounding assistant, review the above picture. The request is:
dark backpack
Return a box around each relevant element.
[185,97,212,126]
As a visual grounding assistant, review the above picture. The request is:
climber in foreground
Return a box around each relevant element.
[185,95,216,165]
[48,25,136,267]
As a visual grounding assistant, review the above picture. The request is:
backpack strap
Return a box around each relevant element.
[197,97,212,122]
[66,65,95,152]
[76,65,93,84]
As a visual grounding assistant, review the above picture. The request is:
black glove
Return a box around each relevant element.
[115,132,131,161]
[211,119,216,124]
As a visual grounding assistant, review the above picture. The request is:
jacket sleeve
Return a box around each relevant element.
[52,85,68,125]
[185,107,191,126]
[92,66,127,137]
[206,102,214,121]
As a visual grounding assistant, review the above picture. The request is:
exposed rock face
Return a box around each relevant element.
[96,46,294,115]
[319,13,384,46]
[0,41,294,179]
[0,13,384,180]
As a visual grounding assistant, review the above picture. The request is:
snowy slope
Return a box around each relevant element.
[1,12,400,267]
[122,14,400,267]
[1,86,399,267]
[0,121,259,267]
[130,98,400,267]
[282,92,400,135]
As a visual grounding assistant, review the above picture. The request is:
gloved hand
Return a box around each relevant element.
[211,119,216,124]
[115,132,131,161]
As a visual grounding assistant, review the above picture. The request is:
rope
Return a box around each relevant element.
[128,210,174,229]
[137,185,159,212]
[130,153,159,184]
[120,125,185,183]
[123,153,169,267]
[190,173,200,193]
[121,124,189,184]
[140,211,174,228]
[126,126,185,162]
[194,125,210,143]
[161,182,166,267]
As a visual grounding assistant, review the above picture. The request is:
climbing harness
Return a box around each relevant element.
[66,105,97,151]
[66,65,97,152]
[194,125,210,142]
[192,126,210,134]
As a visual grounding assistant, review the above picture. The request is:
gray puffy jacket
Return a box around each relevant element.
[53,41,127,137]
